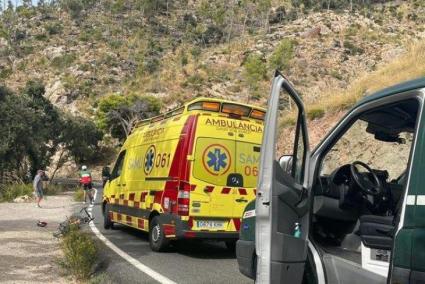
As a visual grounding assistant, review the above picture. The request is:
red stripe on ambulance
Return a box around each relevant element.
[129,193,135,201]
[138,219,144,229]
[221,187,231,194]
[163,115,198,214]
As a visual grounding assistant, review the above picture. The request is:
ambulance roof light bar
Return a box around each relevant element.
[188,101,265,120]
[188,101,220,112]
[250,109,266,120]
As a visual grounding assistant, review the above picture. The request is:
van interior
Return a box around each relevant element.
[310,99,419,266]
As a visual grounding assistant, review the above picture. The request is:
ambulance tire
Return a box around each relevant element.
[225,240,237,251]
[149,216,170,252]
[103,206,114,230]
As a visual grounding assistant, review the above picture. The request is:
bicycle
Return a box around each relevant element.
[81,182,95,204]
[53,207,94,238]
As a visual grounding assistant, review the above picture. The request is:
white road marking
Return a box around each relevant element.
[88,188,177,284]
[406,195,416,205]
[416,195,425,205]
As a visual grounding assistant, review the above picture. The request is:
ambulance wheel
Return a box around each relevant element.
[103,206,114,230]
[149,216,169,252]
[225,240,236,251]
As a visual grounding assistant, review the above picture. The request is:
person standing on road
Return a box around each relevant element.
[79,165,94,204]
[33,170,46,208]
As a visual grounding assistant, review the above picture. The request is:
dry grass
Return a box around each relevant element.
[0,183,33,202]
[73,188,85,202]
[309,40,425,114]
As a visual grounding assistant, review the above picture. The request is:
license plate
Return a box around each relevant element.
[196,220,225,229]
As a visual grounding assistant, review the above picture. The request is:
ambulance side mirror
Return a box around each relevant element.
[102,166,111,180]
[279,155,293,175]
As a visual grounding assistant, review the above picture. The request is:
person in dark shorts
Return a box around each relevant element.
[79,165,93,204]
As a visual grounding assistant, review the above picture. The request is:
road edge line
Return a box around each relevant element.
[88,188,177,284]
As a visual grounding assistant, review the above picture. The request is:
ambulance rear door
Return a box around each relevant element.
[192,131,236,220]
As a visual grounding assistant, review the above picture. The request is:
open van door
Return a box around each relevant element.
[256,72,311,283]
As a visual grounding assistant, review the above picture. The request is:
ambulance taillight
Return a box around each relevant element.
[177,181,191,216]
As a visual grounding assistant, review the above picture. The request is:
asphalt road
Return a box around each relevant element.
[90,187,253,284]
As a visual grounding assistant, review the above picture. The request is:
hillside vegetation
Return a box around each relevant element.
[1,1,424,112]
[1,0,425,178]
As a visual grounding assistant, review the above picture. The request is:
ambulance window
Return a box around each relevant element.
[111,151,126,180]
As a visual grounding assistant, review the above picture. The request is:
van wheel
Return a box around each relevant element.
[103,205,114,230]
[149,216,169,252]
[225,240,237,251]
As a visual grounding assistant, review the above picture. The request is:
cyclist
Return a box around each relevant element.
[79,165,93,204]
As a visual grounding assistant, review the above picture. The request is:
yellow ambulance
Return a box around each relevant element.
[102,97,265,251]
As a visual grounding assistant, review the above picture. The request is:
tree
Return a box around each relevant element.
[0,84,51,181]
[243,53,267,91]
[96,94,161,140]
[61,0,83,19]
[49,115,102,181]
[0,80,103,182]
[61,115,102,164]
[269,38,295,71]
[7,0,13,11]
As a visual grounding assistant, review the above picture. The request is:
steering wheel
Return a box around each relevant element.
[350,161,382,196]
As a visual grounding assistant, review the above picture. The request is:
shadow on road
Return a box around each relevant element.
[112,224,236,260]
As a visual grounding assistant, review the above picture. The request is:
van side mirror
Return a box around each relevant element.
[102,166,111,179]
[279,155,293,175]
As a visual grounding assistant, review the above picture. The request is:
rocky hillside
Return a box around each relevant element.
[1,0,425,180]
[1,1,424,116]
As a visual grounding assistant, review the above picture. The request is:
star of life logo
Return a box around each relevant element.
[202,144,231,176]
[144,145,156,175]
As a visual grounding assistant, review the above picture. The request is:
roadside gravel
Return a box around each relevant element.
[0,192,78,283]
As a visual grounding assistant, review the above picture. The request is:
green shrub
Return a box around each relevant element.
[243,54,267,90]
[74,188,84,202]
[269,38,295,71]
[279,116,296,128]
[88,273,112,284]
[51,53,77,70]
[111,0,126,13]
[180,50,189,66]
[62,0,84,19]
[0,183,33,202]
[182,73,205,91]
[45,22,63,35]
[20,44,34,56]
[330,70,343,80]
[307,107,325,120]
[16,6,36,18]
[108,39,122,50]
[344,40,364,55]
[35,33,48,41]
[79,28,104,42]
[61,229,97,280]
[144,56,160,74]
[190,46,202,58]
[0,68,12,79]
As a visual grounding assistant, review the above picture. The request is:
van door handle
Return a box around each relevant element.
[236,198,248,203]
[122,184,126,186]
[117,184,121,187]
